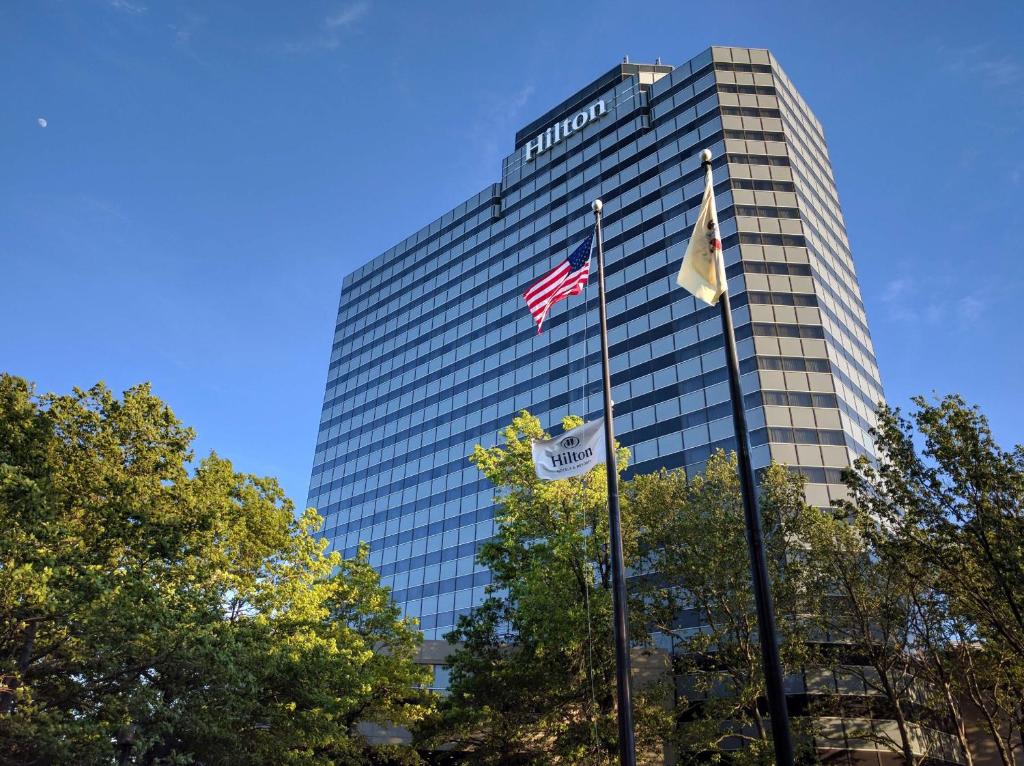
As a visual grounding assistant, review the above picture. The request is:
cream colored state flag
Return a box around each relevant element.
[676,173,726,305]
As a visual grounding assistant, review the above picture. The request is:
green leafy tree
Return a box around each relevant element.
[417,394,1024,766]
[417,412,669,765]
[842,396,1024,661]
[632,452,817,766]
[833,395,1024,765]
[0,375,431,765]
[800,501,935,765]
[954,640,1024,766]
[906,585,977,766]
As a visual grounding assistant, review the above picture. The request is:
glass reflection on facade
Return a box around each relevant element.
[307,47,884,641]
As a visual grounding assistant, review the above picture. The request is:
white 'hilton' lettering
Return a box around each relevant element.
[524,99,607,162]
[549,447,593,468]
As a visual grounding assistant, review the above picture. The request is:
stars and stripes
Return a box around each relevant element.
[523,232,594,333]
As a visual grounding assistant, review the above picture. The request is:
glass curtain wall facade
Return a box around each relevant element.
[307,46,884,641]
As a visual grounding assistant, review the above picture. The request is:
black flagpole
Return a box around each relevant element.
[592,198,638,766]
[702,149,795,766]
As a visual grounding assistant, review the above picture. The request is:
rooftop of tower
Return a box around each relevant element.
[513,60,675,150]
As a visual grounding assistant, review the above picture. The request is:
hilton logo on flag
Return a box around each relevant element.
[531,418,607,480]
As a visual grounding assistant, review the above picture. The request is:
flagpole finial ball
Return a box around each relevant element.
[700,148,713,163]
[592,199,603,214]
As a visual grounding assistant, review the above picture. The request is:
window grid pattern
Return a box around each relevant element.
[308,46,883,638]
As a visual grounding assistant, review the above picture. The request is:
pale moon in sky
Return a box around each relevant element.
[37,117,47,128]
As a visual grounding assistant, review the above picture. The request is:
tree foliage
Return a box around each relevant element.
[13,377,1021,766]
[0,374,431,765]
[418,413,818,764]
[419,395,1024,766]
[799,496,931,764]
[633,454,817,766]
[417,412,669,764]
[843,396,1024,661]
[827,395,1024,766]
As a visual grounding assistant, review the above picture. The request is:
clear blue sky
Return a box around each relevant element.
[2,1,1022,506]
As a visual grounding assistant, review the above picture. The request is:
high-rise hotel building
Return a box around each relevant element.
[307,46,883,641]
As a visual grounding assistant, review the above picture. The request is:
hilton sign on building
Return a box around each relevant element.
[308,47,884,643]
[524,99,608,161]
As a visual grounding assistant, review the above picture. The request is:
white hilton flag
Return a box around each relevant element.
[676,172,726,305]
[531,418,607,481]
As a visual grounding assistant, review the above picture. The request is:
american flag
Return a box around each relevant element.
[523,232,593,333]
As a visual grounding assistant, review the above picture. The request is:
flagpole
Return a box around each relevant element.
[592,198,638,766]
[702,149,795,766]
